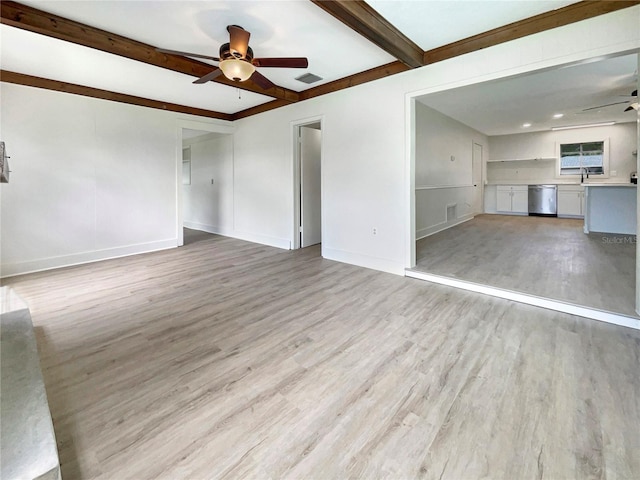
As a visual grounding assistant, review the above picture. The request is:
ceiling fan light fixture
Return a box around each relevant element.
[219,59,255,82]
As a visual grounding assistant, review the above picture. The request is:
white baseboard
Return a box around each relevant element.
[405,269,640,331]
[183,221,233,237]
[183,221,291,250]
[323,247,405,276]
[417,214,474,240]
[230,231,291,250]
[1,239,178,278]
[185,228,405,275]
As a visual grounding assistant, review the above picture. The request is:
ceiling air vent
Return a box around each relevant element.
[295,73,323,84]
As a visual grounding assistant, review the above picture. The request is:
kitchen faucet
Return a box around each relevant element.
[581,166,589,183]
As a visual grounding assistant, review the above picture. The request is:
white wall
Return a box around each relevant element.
[488,122,638,184]
[1,6,638,277]
[415,103,488,238]
[233,79,408,273]
[182,134,234,235]
[416,104,477,186]
[0,84,232,277]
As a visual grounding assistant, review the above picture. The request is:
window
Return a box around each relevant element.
[559,141,605,175]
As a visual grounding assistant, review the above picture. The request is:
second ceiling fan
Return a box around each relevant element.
[581,89,638,112]
[158,25,308,90]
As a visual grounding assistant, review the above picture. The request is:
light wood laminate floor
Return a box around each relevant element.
[3,231,640,479]
[415,214,637,317]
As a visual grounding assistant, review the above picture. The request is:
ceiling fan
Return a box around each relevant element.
[623,89,638,112]
[580,89,638,112]
[157,25,308,90]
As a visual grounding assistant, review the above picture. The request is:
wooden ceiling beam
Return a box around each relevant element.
[1,70,234,121]
[233,100,294,121]
[233,62,410,119]
[310,0,424,68]
[0,1,299,103]
[424,0,640,65]
[299,61,409,101]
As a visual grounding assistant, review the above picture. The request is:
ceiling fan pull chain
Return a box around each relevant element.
[238,88,241,100]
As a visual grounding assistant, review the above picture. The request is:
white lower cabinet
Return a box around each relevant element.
[557,185,585,218]
[496,185,528,214]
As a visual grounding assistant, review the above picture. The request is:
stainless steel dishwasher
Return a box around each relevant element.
[528,185,557,216]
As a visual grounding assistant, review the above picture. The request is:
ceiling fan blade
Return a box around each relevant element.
[193,69,223,84]
[228,25,250,58]
[156,48,219,61]
[252,57,309,68]
[624,106,634,112]
[619,89,638,97]
[250,70,275,90]
[581,101,629,111]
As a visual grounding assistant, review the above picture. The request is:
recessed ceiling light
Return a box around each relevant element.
[522,123,532,128]
[553,113,564,118]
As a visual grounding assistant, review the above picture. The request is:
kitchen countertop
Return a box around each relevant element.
[1,287,61,480]
[486,182,636,187]
[581,183,637,187]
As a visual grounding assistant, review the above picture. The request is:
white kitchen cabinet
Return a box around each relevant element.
[512,189,528,213]
[496,188,512,212]
[557,185,584,218]
[484,185,497,214]
[496,185,528,214]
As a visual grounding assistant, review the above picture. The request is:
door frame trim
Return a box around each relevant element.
[472,141,485,215]
[291,116,324,250]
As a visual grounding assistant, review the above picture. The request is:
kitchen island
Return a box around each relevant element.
[1,287,61,480]
[583,183,637,235]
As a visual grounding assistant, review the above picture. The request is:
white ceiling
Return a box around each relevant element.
[418,53,639,136]
[368,0,577,51]
[1,0,636,127]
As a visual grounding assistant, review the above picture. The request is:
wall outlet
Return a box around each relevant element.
[372,228,377,235]
[611,170,617,177]
[211,179,215,184]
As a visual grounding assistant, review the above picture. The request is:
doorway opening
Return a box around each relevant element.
[406,52,640,326]
[176,120,235,247]
[293,119,323,251]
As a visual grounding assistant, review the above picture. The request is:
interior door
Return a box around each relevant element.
[301,127,322,247]
[472,142,483,214]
